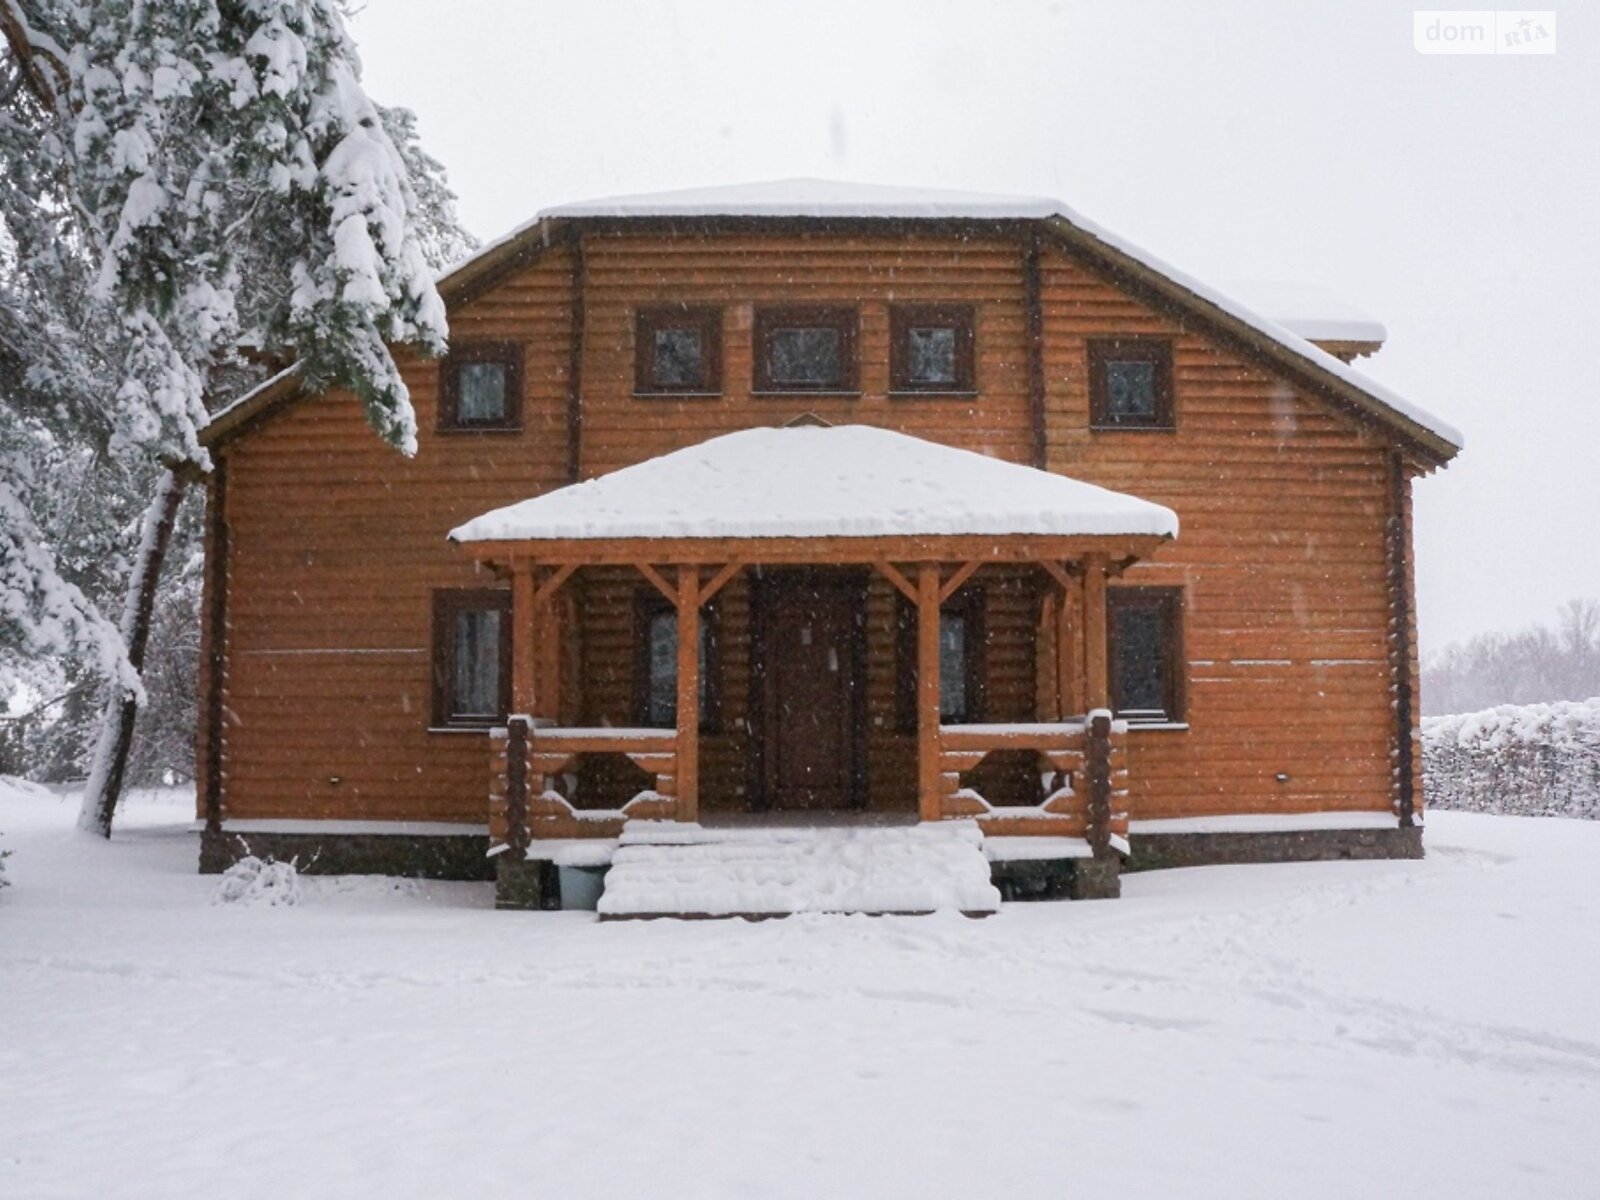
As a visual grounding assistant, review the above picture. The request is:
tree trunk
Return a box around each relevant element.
[78,468,189,837]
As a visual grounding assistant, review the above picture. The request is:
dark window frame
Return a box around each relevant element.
[1088,338,1175,430]
[1107,585,1186,723]
[752,305,860,395]
[430,588,513,727]
[895,586,986,733]
[632,590,721,731]
[438,341,524,432]
[889,304,977,395]
[633,306,723,396]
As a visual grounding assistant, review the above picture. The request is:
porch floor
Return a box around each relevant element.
[596,820,1000,918]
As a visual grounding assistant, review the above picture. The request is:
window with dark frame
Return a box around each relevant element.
[895,589,985,732]
[890,305,976,394]
[439,342,523,430]
[1088,339,1174,429]
[634,591,719,730]
[431,589,512,727]
[753,306,858,393]
[634,307,722,395]
[1108,586,1184,723]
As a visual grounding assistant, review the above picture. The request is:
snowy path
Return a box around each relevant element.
[3,783,1598,1199]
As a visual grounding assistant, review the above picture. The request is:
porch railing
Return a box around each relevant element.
[937,711,1128,854]
[491,718,679,852]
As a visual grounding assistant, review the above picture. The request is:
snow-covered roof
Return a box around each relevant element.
[539,178,1063,220]
[449,425,1178,544]
[1220,280,1388,346]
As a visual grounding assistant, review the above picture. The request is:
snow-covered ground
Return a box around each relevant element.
[3,782,1598,1199]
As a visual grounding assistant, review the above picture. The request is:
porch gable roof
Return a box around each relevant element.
[448,425,1178,547]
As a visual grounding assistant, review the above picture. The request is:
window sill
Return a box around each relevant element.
[1123,720,1189,732]
[436,425,524,436]
[1089,423,1176,433]
[750,389,861,399]
[888,389,979,400]
[427,724,499,735]
[632,390,723,400]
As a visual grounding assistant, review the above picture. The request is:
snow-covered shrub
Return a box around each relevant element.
[211,855,301,907]
[1423,698,1600,819]
[0,834,10,891]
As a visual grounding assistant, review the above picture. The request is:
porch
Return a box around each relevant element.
[450,425,1177,911]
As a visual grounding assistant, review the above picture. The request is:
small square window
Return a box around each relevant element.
[432,589,512,726]
[1108,587,1184,722]
[635,308,722,395]
[440,343,522,430]
[891,305,976,394]
[1089,339,1174,430]
[753,307,858,394]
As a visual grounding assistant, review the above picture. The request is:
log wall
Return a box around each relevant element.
[208,229,1420,827]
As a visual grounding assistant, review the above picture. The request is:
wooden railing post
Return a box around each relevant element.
[505,716,531,858]
[1086,710,1113,858]
[916,563,943,822]
[675,565,701,824]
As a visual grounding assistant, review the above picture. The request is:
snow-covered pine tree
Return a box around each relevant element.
[0,1,464,834]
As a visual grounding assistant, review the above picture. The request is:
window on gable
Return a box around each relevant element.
[753,306,858,393]
[895,589,985,731]
[1108,586,1184,722]
[1089,339,1174,430]
[431,589,512,726]
[440,342,523,430]
[634,592,719,729]
[890,305,976,394]
[635,307,722,395]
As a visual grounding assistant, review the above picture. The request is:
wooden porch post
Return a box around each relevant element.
[675,565,701,824]
[916,562,943,822]
[511,562,537,716]
[1083,554,1110,712]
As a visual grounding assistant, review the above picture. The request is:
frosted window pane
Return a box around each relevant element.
[767,327,842,387]
[939,612,967,721]
[458,362,507,421]
[907,326,957,385]
[1112,604,1166,715]
[1104,360,1157,420]
[452,609,501,717]
[647,612,710,726]
[653,328,704,388]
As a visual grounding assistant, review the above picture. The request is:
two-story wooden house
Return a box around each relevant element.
[195,180,1460,914]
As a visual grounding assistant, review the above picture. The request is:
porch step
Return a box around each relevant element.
[596,820,1001,918]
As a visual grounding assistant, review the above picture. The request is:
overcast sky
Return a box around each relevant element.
[350,0,1597,652]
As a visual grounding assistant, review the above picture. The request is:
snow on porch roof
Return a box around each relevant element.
[448,425,1179,545]
[538,178,1063,220]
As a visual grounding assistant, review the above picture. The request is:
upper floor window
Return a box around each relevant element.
[1108,586,1184,722]
[635,307,722,395]
[440,342,523,430]
[753,306,858,393]
[432,588,512,727]
[1089,339,1174,430]
[890,305,976,394]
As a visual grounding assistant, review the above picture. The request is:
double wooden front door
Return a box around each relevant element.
[753,571,866,811]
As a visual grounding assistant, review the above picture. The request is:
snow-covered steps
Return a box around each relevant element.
[596,820,1001,919]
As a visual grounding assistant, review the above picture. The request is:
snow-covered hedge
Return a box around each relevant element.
[211,855,301,907]
[1423,698,1600,819]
